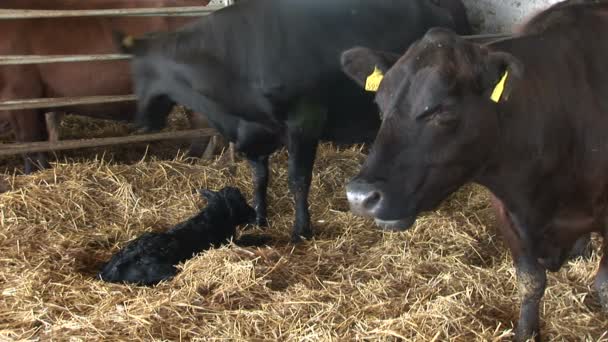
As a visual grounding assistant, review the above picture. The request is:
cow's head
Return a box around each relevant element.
[341,28,523,230]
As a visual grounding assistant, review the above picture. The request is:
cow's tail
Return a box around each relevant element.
[112,30,142,55]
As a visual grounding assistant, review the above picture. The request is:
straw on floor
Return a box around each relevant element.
[0,121,606,340]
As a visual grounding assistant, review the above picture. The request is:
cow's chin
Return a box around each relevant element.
[374,216,416,231]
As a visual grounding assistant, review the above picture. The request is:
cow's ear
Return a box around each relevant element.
[482,51,524,103]
[341,47,400,90]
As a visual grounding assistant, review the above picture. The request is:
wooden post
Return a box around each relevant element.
[45,112,61,143]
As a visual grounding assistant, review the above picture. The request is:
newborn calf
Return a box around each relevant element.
[98,187,256,286]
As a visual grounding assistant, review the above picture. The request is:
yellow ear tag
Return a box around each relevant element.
[365,66,384,92]
[122,35,135,48]
[490,71,509,103]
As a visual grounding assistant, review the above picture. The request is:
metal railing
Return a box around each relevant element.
[0,2,235,155]
[0,5,224,19]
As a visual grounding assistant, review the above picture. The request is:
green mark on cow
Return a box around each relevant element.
[288,99,328,137]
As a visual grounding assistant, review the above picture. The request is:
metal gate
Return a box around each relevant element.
[0,1,236,157]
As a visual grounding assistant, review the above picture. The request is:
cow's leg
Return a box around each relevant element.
[286,134,318,242]
[286,100,327,243]
[2,68,46,174]
[12,110,49,174]
[247,154,270,227]
[491,196,546,342]
[184,109,212,159]
[514,256,546,342]
[595,228,608,312]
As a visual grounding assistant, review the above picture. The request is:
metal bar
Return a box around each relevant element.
[0,95,136,111]
[0,54,131,65]
[461,33,512,42]
[0,33,514,66]
[0,5,224,19]
[0,128,218,156]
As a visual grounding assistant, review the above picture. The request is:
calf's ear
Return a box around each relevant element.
[198,189,219,201]
[482,51,524,103]
[340,47,400,90]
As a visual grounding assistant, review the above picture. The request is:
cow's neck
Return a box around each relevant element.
[473,93,569,218]
[474,87,608,237]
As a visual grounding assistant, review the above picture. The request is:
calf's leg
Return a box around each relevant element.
[595,228,608,312]
[248,154,270,227]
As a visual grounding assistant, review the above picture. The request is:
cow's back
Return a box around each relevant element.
[198,0,465,99]
[159,0,468,140]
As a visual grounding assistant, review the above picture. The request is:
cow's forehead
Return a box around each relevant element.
[378,53,454,117]
[407,67,450,111]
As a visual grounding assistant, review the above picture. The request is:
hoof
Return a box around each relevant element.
[290,227,313,244]
[515,329,540,342]
[256,216,268,228]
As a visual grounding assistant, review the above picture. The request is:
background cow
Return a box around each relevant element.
[118,0,472,242]
[0,0,212,174]
[342,1,608,341]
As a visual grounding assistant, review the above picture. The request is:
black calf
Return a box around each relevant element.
[98,187,255,286]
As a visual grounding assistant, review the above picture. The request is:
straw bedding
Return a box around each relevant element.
[0,118,607,341]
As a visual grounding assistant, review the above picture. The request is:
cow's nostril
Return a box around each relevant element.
[346,180,384,217]
[363,191,381,210]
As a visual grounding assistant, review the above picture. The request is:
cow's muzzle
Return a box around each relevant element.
[346,179,383,217]
[346,178,415,231]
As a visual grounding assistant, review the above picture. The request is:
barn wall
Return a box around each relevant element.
[461,0,563,33]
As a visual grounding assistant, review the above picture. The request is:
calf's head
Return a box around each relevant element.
[341,28,523,230]
[199,187,256,226]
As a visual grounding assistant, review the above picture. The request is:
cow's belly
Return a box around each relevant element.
[205,114,284,158]
[234,121,284,158]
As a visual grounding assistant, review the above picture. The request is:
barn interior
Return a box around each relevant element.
[1,1,607,341]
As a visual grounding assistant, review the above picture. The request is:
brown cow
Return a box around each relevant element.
[341,1,608,341]
[0,0,213,173]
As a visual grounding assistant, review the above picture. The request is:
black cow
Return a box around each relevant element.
[98,187,255,286]
[341,2,608,341]
[114,0,472,242]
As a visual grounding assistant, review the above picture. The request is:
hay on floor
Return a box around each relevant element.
[0,144,606,341]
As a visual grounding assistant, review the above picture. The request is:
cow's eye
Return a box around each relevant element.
[418,104,459,127]
[434,111,460,127]
[417,104,442,120]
